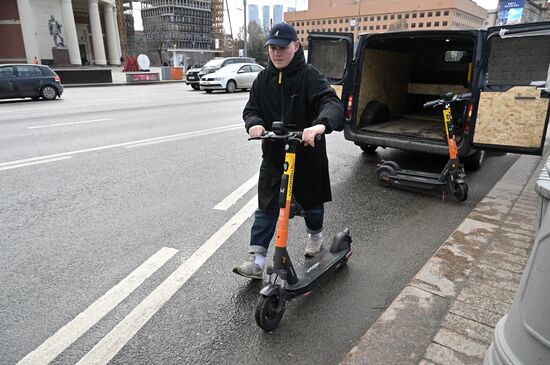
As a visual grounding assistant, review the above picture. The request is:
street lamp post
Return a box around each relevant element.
[243,0,247,57]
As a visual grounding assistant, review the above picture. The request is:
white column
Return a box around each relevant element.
[61,0,81,65]
[89,0,106,65]
[16,0,40,63]
[112,8,123,61]
[103,3,119,65]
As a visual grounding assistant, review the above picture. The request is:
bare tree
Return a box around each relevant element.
[247,21,267,66]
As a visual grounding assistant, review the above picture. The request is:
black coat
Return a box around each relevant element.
[243,47,344,210]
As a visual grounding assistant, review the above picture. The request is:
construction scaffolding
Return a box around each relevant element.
[211,0,224,51]
[115,0,128,57]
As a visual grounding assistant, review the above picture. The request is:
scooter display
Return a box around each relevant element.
[249,122,352,331]
[376,92,471,202]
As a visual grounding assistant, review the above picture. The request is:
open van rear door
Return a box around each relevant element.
[307,32,354,100]
[472,22,550,155]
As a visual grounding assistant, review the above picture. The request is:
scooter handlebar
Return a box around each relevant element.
[423,92,472,109]
[248,131,322,143]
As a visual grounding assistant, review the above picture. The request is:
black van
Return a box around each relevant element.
[308,22,550,169]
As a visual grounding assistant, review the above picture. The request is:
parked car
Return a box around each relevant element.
[186,57,256,91]
[308,21,550,170]
[185,66,203,90]
[0,64,63,101]
[200,63,264,93]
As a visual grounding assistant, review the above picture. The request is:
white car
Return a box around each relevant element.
[199,63,264,93]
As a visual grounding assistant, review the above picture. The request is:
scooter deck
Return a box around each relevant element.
[390,172,448,186]
[285,247,350,296]
[392,168,444,180]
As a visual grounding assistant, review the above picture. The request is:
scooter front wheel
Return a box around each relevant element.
[452,183,468,202]
[255,294,285,331]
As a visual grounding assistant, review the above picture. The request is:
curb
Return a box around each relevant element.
[341,151,547,365]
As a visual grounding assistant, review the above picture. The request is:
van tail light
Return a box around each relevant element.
[54,75,61,82]
[464,101,473,132]
[345,95,353,120]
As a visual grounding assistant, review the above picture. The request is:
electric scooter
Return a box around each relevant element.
[376,92,470,202]
[249,122,352,331]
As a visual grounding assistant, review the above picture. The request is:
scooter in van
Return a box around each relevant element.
[376,92,470,202]
[250,122,352,331]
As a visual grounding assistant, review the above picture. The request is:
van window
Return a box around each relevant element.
[444,50,468,62]
[487,35,550,86]
[309,39,348,80]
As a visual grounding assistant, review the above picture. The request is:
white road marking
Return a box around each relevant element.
[17,247,179,365]
[214,173,259,210]
[3,107,56,113]
[0,156,72,171]
[28,118,114,129]
[0,124,242,169]
[125,124,242,148]
[76,196,258,365]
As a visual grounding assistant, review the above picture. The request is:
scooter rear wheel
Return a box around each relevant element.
[452,183,468,202]
[255,294,285,331]
[376,166,395,186]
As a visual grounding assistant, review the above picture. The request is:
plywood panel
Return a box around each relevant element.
[474,86,549,148]
[408,83,469,96]
[331,84,342,99]
[357,49,413,124]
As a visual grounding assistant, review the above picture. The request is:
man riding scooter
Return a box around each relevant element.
[232,22,345,279]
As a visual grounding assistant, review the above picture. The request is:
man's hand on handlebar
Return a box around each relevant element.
[302,124,325,147]
[248,125,266,138]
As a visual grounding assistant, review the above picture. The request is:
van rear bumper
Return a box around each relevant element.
[343,124,475,158]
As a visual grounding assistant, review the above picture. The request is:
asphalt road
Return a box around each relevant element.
[0,84,518,364]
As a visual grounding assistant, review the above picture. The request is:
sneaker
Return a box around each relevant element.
[233,255,263,280]
[305,232,324,258]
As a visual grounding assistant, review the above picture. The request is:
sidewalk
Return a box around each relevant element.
[341,150,547,365]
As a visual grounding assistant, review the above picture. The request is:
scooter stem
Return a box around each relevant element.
[275,143,296,249]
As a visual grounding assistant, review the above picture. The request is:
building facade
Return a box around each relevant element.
[0,0,122,65]
[284,0,487,48]
[273,4,283,24]
[140,0,214,66]
[262,5,270,32]
[495,0,549,25]
[248,4,260,27]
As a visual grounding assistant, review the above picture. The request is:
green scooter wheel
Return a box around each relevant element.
[255,294,285,331]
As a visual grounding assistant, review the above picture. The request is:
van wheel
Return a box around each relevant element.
[191,84,200,90]
[360,144,378,153]
[464,150,485,171]
[40,85,57,100]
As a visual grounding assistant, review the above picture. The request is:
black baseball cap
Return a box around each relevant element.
[265,23,298,48]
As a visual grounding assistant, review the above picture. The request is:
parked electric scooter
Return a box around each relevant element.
[376,92,470,201]
[249,122,352,331]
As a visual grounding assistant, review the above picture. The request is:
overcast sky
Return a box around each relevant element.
[133,0,500,33]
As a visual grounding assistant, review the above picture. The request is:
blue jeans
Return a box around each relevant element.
[249,198,324,256]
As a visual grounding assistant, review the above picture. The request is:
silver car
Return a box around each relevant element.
[199,63,264,93]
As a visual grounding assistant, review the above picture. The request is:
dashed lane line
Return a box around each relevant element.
[76,196,257,365]
[0,156,72,171]
[17,247,179,365]
[213,172,259,210]
[28,118,114,129]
